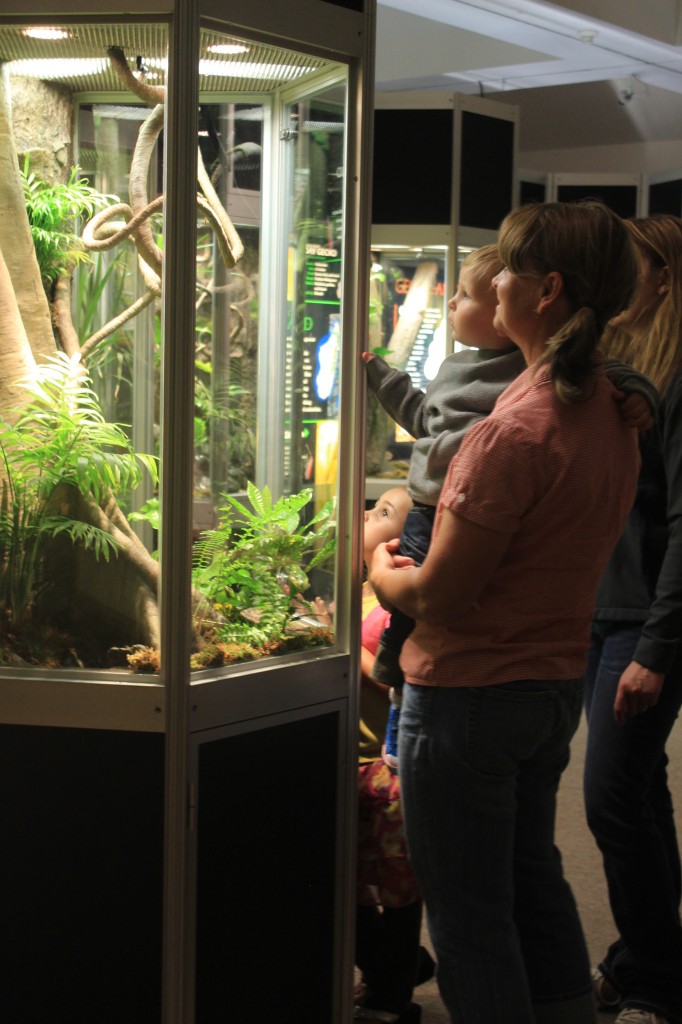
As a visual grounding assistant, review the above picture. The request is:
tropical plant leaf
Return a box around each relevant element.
[0,353,157,627]
[191,483,336,648]
[22,158,119,285]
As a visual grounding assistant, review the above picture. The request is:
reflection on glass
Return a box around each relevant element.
[283,91,346,501]
[366,247,448,477]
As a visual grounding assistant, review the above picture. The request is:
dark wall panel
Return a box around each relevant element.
[520,179,546,206]
[372,109,453,224]
[459,111,514,230]
[649,178,682,216]
[196,711,339,1024]
[0,725,165,1024]
[557,183,638,218]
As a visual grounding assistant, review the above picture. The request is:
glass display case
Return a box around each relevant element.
[0,22,353,682]
[0,2,375,1022]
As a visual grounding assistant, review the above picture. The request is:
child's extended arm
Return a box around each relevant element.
[362,352,432,440]
[603,357,659,431]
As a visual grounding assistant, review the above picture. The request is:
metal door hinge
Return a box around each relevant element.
[280,113,299,141]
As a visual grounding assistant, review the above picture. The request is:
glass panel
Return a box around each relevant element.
[0,22,167,674]
[189,36,345,672]
[283,88,346,498]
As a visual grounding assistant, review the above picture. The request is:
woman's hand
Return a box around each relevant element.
[369,538,414,610]
[361,351,374,364]
[614,390,654,432]
[613,660,665,724]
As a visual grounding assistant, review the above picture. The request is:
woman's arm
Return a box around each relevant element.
[369,507,512,624]
[614,377,682,721]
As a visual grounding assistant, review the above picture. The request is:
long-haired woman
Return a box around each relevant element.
[585,214,682,1024]
[369,200,641,1024]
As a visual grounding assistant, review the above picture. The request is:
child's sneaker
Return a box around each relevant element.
[382,687,402,772]
[615,1010,669,1023]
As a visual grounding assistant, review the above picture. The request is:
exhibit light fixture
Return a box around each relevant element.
[21,26,71,40]
[208,43,250,55]
[198,59,308,79]
[7,57,108,78]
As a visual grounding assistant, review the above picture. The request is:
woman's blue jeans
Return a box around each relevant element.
[399,679,595,1024]
[584,625,682,1023]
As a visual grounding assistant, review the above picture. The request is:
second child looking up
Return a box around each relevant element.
[364,243,656,770]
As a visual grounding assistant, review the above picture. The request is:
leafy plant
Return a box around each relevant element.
[0,353,158,628]
[77,250,128,348]
[192,481,335,648]
[21,158,118,285]
[193,362,256,491]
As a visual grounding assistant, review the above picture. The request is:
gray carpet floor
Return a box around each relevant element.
[411,712,682,1023]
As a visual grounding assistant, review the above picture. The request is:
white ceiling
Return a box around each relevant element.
[375,0,682,151]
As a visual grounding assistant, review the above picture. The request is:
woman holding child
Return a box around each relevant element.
[370,201,642,1024]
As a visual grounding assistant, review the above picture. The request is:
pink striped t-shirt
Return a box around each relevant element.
[401,361,640,688]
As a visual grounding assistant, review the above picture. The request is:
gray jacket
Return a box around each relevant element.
[365,347,657,506]
[365,346,525,504]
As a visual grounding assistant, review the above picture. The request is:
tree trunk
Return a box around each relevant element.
[0,246,36,419]
[0,67,55,366]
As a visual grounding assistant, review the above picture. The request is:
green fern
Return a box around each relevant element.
[0,353,157,627]
[21,157,118,285]
[6,352,158,504]
[193,482,336,647]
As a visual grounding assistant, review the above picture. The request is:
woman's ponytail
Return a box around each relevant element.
[541,306,599,403]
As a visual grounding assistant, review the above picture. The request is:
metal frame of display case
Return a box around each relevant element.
[0,1,376,1021]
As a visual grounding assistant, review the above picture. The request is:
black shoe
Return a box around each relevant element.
[354,1004,421,1023]
[415,946,436,986]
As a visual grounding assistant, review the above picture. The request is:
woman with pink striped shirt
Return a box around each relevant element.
[370,201,642,1024]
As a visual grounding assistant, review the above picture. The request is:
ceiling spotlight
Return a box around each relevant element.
[208,43,249,55]
[618,87,634,106]
[578,30,597,44]
[22,27,70,41]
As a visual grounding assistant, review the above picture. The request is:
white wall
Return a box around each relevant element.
[520,139,682,176]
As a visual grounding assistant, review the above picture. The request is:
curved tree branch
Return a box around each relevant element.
[80,287,157,358]
[82,195,164,275]
[197,152,244,266]
[107,45,166,104]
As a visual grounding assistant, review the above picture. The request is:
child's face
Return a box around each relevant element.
[363,488,412,564]
[449,266,511,350]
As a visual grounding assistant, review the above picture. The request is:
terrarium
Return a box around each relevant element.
[0,4,374,1023]
[0,17,356,679]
